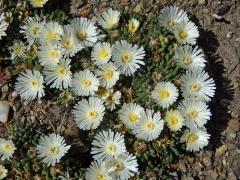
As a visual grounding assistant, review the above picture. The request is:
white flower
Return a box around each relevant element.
[38,42,62,67]
[91,42,112,66]
[20,16,44,44]
[112,40,145,76]
[180,69,215,102]
[60,25,83,58]
[128,18,140,33]
[178,99,211,129]
[174,20,199,45]
[72,69,99,96]
[70,17,98,47]
[0,164,7,179]
[85,160,112,180]
[36,133,70,166]
[44,58,72,90]
[0,13,9,40]
[133,109,164,141]
[104,90,121,111]
[106,153,138,180]
[95,63,120,88]
[0,139,15,160]
[151,81,179,109]
[15,69,45,100]
[174,45,206,70]
[95,87,110,100]
[181,128,210,152]
[159,5,189,31]
[72,97,105,130]
[118,103,144,129]
[0,101,10,123]
[165,110,184,131]
[29,0,48,7]
[97,8,120,30]
[9,41,26,59]
[40,21,63,44]
[91,129,126,160]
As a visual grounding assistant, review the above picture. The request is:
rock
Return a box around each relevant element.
[202,156,212,167]
[0,101,10,123]
[227,119,240,132]
[227,172,237,180]
[210,170,218,179]
[188,157,195,164]
[215,144,228,157]
[198,0,206,5]
[133,3,141,13]
[178,163,187,173]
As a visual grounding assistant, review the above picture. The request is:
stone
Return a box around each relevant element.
[215,144,228,157]
[0,101,10,123]
[227,119,240,132]
[198,0,206,4]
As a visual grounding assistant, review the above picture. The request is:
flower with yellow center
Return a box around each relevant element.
[152,81,179,108]
[91,42,112,66]
[72,97,105,130]
[38,43,62,67]
[133,109,164,141]
[97,8,120,30]
[174,20,199,45]
[85,160,112,180]
[165,110,184,131]
[128,18,140,33]
[174,45,206,70]
[159,5,189,31]
[44,58,72,90]
[29,0,48,7]
[40,21,63,44]
[178,99,211,129]
[20,16,44,44]
[70,17,98,47]
[181,128,210,151]
[15,69,45,100]
[9,40,26,59]
[104,90,121,111]
[72,69,99,96]
[105,153,138,179]
[118,103,144,129]
[91,129,126,160]
[180,69,215,102]
[0,165,7,179]
[112,40,145,76]
[95,63,120,88]
[36,133,70,166]
[0,139,15,160]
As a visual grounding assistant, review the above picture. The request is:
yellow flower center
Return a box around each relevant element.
[83,79,92,87]
[121,53,131,62]
[14,46,23,54]
[182,56,192,65]
[107,95,115,103]
[98,49,109,60]
[77,31,87,41]
[187,133,199,143]
[49,50,59,59]
[96,173,107,180]
[104,71,113,79]
[50,146,59,155]
[187,110,198,119]
[179,31,188,39]
[167,20,176,27]
[128,22,138,33]
[159,89,170,100]
[128,112,138,123]
[31,80,40,88]
[146,120,154,129]
[106,144,117,153]
[47,31,57,41]
[115,162,124,171]
[87,111,98,119]
[32,26,40,35]
[190,83,201,92]
[63,39,73,48]
[170,116,178,125]
[57,67,66,77]
[3,144,13,153]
